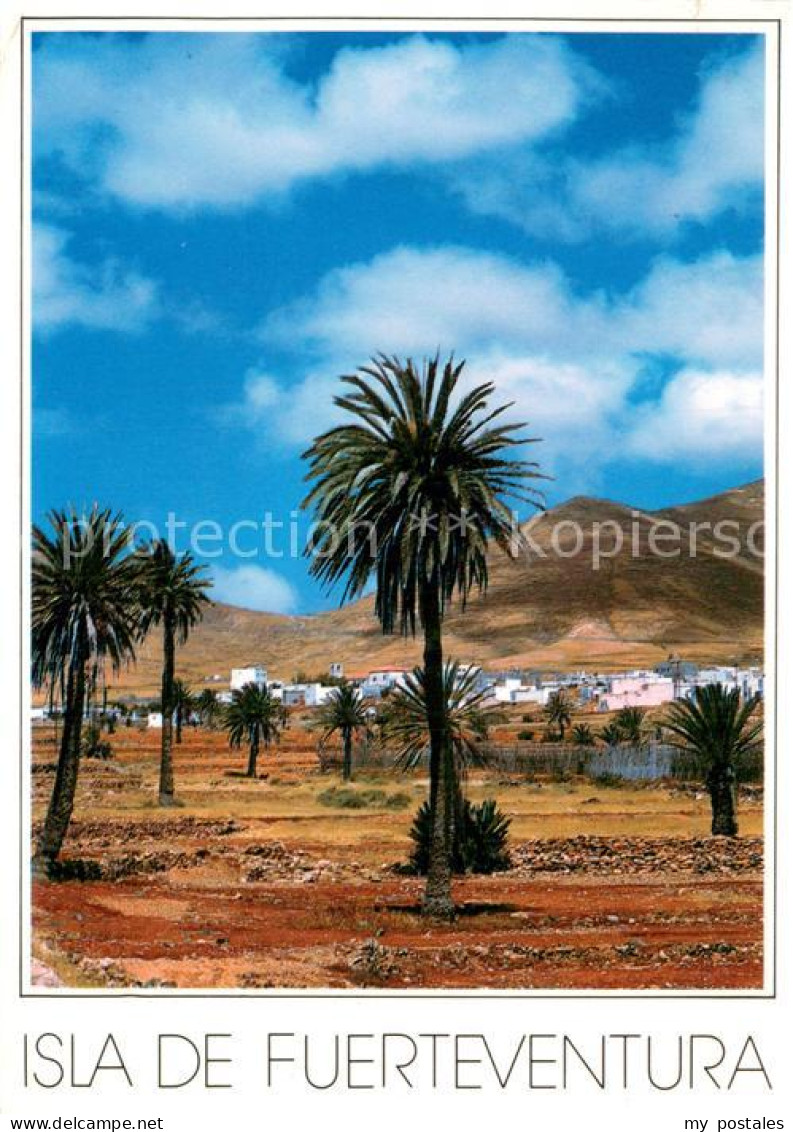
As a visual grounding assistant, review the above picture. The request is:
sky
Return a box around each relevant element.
[31,30,766,614]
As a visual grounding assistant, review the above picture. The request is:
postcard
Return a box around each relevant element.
[1,4,790,1129]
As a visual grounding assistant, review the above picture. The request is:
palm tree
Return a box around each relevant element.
[614,706,647,746]
[195,688,222,730]
[599,722,623,749]
[662,684,762,836]
[315,682,369,781]
[136,541,211,805]
[32,506,140,869]
[302,355,543,916]
[385,661,502,775]
[385,661,504,858]
[571,723,595,745]
[172,678,193,744]
[544,689,573,741]
[224,683,288,778]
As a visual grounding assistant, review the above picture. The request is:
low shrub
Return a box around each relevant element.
[317,786,411,810]
[517,728,534,741]
[590,771,625,788]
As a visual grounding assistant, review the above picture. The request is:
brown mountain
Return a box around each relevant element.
[112,480,764,696]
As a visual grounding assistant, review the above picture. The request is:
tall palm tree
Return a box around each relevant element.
[302,354,543,916]
[315,682,369,781]
[224,683,288,778]
[662,684,762,836]
[172,678,194,744]
[195,688,222,730]
[137,541,211,805]
[32,506,140,868]
[544,689,573,741]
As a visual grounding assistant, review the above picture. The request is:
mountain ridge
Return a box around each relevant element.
[110,479,765,695]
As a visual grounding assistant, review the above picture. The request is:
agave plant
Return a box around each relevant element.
[408,797,511,876]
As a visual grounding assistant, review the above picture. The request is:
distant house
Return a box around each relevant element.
[282,683,335,708]
[230,665,267,691]
[360,668,409,698]
[599,673,675,711]
[147,712,163,729]
[329,662,344,679]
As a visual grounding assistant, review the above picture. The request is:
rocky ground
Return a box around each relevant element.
[30,727,765,991]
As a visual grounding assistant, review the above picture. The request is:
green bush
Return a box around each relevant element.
[407,797,511,875]
[517,728,534,741]
[317,786,411,810]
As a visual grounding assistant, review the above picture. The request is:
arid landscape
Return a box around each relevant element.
[31,718,764,991]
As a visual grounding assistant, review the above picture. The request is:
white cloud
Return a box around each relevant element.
[625,369,763,463]
[211,563,299,613]
[229,241,763,470]
[33,223,158,334]
[34,34,595,210]
[454,42,764,241]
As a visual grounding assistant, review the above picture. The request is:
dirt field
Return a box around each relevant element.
[31,724,764,991]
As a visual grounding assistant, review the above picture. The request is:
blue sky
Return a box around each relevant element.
[32,30,765,613]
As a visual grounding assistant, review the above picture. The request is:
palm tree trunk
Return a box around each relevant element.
[420,585,455,919]
[159,616,176,805]
[175,705,183,745]
[342,727,353,781]
[708,767,738,836]
[247,734,259,778]
[35,657,87,869]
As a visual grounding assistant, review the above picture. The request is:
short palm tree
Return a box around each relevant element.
[385,661,502,775]
[614,706,647,746]
[195,688,222,730]
[302,354,543,917]
[544,689,573,741]
[224,683,288,778]
[385,661,504,859]
[571,722,595,746]
[599,721,623,749]
[32,506,140,868]
[136,541,211,805]
[315,682,369,781]
[172,678,193,744]
[662,684,762,836]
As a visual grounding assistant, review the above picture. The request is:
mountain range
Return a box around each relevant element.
[112,479,765,696]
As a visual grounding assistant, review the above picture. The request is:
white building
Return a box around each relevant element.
[230,665,268,691]
[360,668,409,699]
[282,683,336,708]
[598,672,675,711]
[147,711,163,729]
[329,662,344,679]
